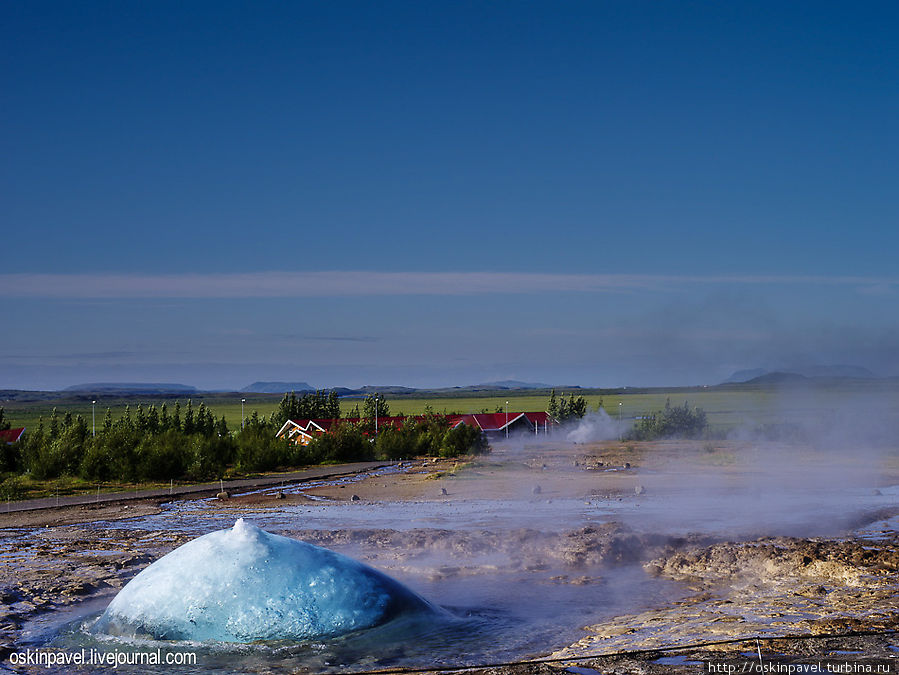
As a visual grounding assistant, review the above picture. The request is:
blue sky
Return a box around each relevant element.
[2,1,898,390]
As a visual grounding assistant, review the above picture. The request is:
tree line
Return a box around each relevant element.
[547,389,588,422]
[0,391,488,489]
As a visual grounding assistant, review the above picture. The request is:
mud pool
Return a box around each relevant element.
[2,440,898,673]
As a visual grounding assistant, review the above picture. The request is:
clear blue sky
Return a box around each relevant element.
[2,1,898,390]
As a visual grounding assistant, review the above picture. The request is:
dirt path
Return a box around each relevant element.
[0,461,393,528]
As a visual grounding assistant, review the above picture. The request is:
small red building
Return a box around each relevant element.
[0,427,25,444]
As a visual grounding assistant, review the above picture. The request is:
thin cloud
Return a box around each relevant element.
[299,335,380,343]
[1,271,896,299]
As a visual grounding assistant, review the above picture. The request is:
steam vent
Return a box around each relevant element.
[94,518,435,641]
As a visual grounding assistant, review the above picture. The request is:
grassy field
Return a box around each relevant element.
[5,381,897,434]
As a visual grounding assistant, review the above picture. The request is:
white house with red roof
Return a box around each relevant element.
[276,412,555,445]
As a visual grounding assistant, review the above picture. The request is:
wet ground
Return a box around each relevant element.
[0,439,897,673]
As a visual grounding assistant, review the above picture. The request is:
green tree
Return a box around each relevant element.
[183,399,195,434]
[440,424,488,458]
[362,394,389,419]
[553,392,587,423]
[146,405,160,434]
[547,390,559,420]
[306,421,372,464]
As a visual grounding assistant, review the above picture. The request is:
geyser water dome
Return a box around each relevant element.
[94,518,437,642]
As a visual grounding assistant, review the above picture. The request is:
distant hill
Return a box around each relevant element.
[242,382,314,393]
[796,364,876,379]
[471,380,553,390]
[357,385,419,395]
[722,368,768,384]
[723,365,877,385]
[743,371,811,386]
[63,382,197,393]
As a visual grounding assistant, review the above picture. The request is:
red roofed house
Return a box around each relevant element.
[276,413,556,445]
[0,427,25,444]
[449,412,554,437]
[276,416,433,445]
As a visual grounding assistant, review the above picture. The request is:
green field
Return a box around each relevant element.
[5,380,898,434]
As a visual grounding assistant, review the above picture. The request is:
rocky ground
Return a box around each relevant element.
[0,441,896,673]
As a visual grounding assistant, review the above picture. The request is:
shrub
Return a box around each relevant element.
[627,401,708,441]
[0,438,22,473]
[374,427,417,460]
[439,424,488,458]
[135,430,187,480]
[182,435,233,481]
[235,426,292,473]
[0,475,25,501]
[306,423,372,464]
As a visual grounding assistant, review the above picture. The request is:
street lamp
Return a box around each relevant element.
[505,400,509,439]
[375,396,379,436]
[618,401,622,441]
[241,399,246,429]
[92,400,96,437]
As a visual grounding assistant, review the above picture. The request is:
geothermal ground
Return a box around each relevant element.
[0,438,897,674]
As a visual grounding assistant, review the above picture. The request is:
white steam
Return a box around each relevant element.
[565,409,622,444]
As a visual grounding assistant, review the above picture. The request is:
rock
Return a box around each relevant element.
[634,485,645,495]
[216,491,229,500]
[872,489,882,496]
[275,491,285,499]
[63,582,93,597]
[350,494,361,502]
[625,462,631,469]
[440,488,448,496]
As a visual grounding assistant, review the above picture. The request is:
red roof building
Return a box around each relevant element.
[276,416,437,445]
[449,412,554,436]
[0,427,25,444]
[276,413,556,445]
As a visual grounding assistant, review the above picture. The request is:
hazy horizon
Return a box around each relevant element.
[3,3,897,391]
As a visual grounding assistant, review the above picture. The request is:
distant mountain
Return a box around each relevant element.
[722,368,768,384]
[743,371,811,386]
[795,364,876,379]
[63,382,197,393]
[357,385,419,395]
[242,381,314,393]
[723,365,877,385]
[467,380,553,390]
